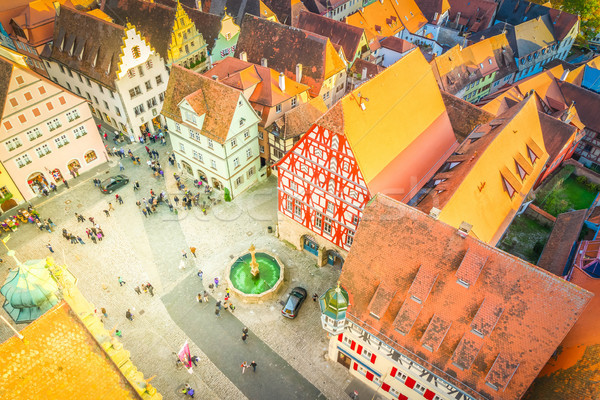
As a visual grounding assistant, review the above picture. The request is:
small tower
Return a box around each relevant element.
[319,282,349,335]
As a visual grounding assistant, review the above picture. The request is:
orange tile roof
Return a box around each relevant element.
[340,194,593,400]
[281,95,327,140]
[346,0,405,42]
[0,302,143,400]
[316,49,457,200]
[524,265,600,400]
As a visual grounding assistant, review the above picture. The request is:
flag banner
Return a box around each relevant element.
[178,341,192,368]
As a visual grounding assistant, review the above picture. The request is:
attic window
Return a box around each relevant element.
[240,117,246,127]
[449,161,461,169]
[457,278,469,288]
[527,146,538,164]
[132,46,141,59]
[515,161,527,180]
[502,176,516,198]
[488,59,493,64]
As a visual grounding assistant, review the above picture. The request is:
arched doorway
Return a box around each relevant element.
[326,250,344,269]
[1,198,17,212]
[197,169,208,184]
[181,160,193,175]
[211,178,223,190]
[27,172,48,195]
[302,235,319,256]
[51,168,63,182]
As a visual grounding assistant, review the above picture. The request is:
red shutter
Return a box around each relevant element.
[350,341,356,351]
[337,334,343,342]
[365,371,374,381]
[353,362,358,370]
[370,353,377,363]
[424,389,435,400]
[357,345,363,355]
[398,395,408,400]
[405,377,416,389]
[381,383,390,392]
[390,367,398,377]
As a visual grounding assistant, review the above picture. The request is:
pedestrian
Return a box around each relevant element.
[126,309,133,321]
[119,161,124,171]
[226,287,230,296]
[182,250,187,259]
[190,247,197,258]
[174,196,179,206]
[85,228,91,238]
[89,216,95,224]
[46,243,54,253]
[75,212,81,222]
[214,277,219,288]
[103,209,110,217]
[70,234,77,244]
[229,303,236,313]
[77,236,85,245]
[242,333,248,343]
[134,181,140,191]
[197,269,203,280]
[216,300,222,310]
[91,234,97,244]
[197,293,203,303]
[146,205,152,215]
[250,360,257,372]
[116,194,123,205]
[147,283,154,296]
[118,276,126,286]
[191,355,200,367]
[183,383,195,398]
[141,208,148,218]
[215,307,220,317]
[108,203,115,211]
[134,286,141,295]
[241,361,248,374]
[101,307,108,317]
[47,218,55,227]
[203,291,209,303]
[313,293,318,302]
[97,231,103,241]
[242,327,249,335]
[115,329,122,337]
[63,179,69,189]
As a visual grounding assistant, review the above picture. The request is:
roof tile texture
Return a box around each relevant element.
[341,194,593,400]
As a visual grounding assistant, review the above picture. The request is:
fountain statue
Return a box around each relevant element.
[248,244,260,277]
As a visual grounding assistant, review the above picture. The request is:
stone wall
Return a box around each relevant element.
[565,159,600,185]
[525,204,556,228]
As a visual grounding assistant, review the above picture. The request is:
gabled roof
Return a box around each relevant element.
[204,57,310,107]
[0,302,144,399]
[559,81,600,133]
[296,11,365,62]
[49,5,125,89]
[537,112,577,161]
[441,91,495,143]
[342,193,592,400]
[537,209,586,277]
[348,58,385,80]
[495,0,579,41]
[414,0,451,24]
[316,49,456,199]
[207,0,260,25]
[446,0,497,33]
[154,0,222,55]
[581,65,600,94]
[163,65,242,144]
[280,96,328,140]
[524,264,600,400]
[379,35,416,53]
[102,0,175,62]
[0,57,14,118]
[235,14,345,97]
[261,0,308,26]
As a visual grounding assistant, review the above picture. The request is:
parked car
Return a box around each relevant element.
[281,287,307,319]
[100,175,129,193]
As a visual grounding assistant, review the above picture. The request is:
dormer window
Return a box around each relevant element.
[527,146,538,164]
[502,176,516,198]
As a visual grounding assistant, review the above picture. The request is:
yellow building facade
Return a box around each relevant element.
[0,161,24,211]
[168,1,210,71]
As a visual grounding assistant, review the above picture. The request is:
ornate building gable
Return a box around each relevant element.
[169,1,209,70]
[116,23,160,80]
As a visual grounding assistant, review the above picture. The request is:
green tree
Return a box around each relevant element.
[563,0,600,39]
[224,187,231,202]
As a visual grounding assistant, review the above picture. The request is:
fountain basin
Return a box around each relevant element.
[227,251,284,304]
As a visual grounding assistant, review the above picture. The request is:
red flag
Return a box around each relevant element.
[178,341,192,368]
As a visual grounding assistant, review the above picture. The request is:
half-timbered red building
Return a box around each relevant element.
[276,50,459,267]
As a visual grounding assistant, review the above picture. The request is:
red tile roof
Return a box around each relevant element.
[537,112,577,161]
[441,91,495,143]
[447,0,497,33]
[340,194,593,400]
[378,35,416,53]
[537,209,587,277]
[524,265,600,400]
[280,96,328,140]
[559,81,600,133]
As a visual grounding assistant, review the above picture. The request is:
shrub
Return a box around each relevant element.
[532,241,545,260]
[224,187,231,202]
[576,175,589,185]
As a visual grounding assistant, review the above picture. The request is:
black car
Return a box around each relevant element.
[100,175,129,193]
[281,287,307,319]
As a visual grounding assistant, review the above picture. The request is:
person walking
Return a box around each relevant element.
[119,161,124,171]
[141,208,148,218]
[125,309,133,321]
[216,300,222,310]
[147,283,154,296]
[97,231,103,242]
[77,236,85,245]
[215,306,220,317]
[182,250,187,259]
[91,234,97,244]
[118,276,126,286]
[214,277,219,288]
[191,355,200,367]
[101,307,108,318]
[242,332,248,344]
[250,360,257,372]
[203,291,209,303]
[46,243,54,253]
[108,203,115,211]
[134,181,140,191]
[229,303,236,313]
[116,194,123,205]
[103,209,110,217]
[197,269,203,280]
[134,286,141,295]
[313,293,318,302]
[241,361,249,374]
[63,179,69,189]
[190,247,197,258]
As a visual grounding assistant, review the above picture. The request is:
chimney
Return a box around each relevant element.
[278,72,285,92]
[455,12,461,24]
[560,68,570,81]
[296,63,302,83]
[211,75,219,81]
[239,51,247,61]
[362,67,367,80]
[429,207,441,220]
[457,222,472,238]
[261,58,268,67]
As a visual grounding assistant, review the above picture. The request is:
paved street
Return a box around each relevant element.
[0,136,354,399]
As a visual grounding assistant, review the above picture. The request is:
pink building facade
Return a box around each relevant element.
[0,50,107,201]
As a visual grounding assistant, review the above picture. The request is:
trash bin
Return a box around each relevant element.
[268,226,273,233]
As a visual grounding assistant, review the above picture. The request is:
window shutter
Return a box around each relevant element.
[337,334,343,342]
[350,340,356,351]
[390,367,397,377]
[370,353,377,363]
[356,345,363,355]
[381,383,390,392]
[365,371,374,381]
[405,377,416,389]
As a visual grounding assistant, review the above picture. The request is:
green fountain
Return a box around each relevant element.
[227,244,284,303]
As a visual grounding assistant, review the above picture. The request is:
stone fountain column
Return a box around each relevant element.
[249,244,260,277]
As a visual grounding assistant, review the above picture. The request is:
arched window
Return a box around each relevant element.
[84,150,97,163]
[330,157,337,172]
[331,135,339,150]
[328,179,335,193]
